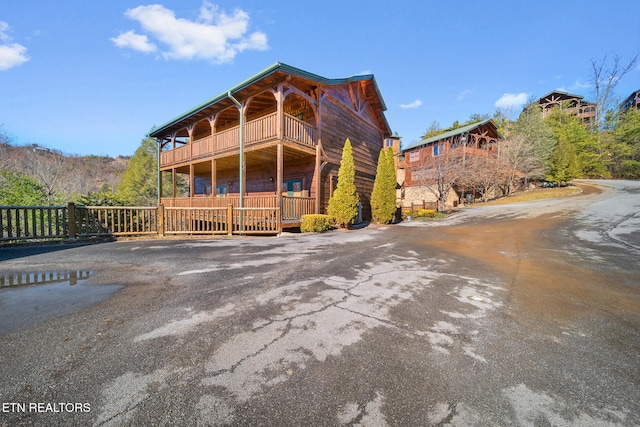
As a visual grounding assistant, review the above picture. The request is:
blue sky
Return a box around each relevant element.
[1,0,638,157]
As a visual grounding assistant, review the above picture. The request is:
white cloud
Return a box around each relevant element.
[457,89,474,100]
[494,93,528,109]
[199,1,216,23]
[569,79,592,91]
[0,22,10,41]
[111,30,157,53]
[112,2,268,63]
[0,21,29,71]
[400,99,422,109]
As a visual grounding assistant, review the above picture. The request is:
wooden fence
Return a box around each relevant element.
[401,201,438,213]
[0,206,68,241]
[0,203,281,243]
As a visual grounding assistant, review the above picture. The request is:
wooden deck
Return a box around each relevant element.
[160,113,316,167]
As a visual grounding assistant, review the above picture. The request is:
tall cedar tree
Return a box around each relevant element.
[328,139,359,228]
[371,147,397,224]
[118,137,159,205]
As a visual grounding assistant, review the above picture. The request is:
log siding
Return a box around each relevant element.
[149,62,391,227]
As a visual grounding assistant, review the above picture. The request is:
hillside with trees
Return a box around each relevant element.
[0,128,129,206]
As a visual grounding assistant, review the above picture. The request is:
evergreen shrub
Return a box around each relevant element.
[327,139,359,228]
[301,214,332,233]
[371,147,397,224]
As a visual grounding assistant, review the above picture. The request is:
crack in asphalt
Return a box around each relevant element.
[206,266,416,377]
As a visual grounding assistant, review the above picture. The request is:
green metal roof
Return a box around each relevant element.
[148,61,389,138]
[401,119,497,152]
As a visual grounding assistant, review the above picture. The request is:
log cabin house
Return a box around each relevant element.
[397,119,502,210]
[538,90,596,125]
[619,89,640,114]
[148,62,392,229]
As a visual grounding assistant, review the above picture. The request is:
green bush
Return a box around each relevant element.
[618,160,640,179]
[416,209,437,218]
[301,214,332,233]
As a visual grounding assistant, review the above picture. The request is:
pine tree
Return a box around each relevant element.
[118,137,159,205]
[371,147,397,224]
[547,139,580,186]
[327,139,359,228]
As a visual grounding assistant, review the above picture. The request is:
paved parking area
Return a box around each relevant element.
[1,180,639,426]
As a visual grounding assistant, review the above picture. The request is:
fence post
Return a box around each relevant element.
[68,202,77,240]
[227,204,233,236]
[157,204,165,236]
[277,208,282,235]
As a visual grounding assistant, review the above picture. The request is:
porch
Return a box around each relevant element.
[160,194,316,227]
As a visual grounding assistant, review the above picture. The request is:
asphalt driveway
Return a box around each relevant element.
[1,180,639,426]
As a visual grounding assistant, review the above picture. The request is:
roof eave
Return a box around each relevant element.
[401,119,497,152]
[148,62,389,139]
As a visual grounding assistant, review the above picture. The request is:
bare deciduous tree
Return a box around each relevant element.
[13,148,87,203]
[495,104,556,193]
[413,145,465,211]
[591,53,639,129]
[459,153,500,202]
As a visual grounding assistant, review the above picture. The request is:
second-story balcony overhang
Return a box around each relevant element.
[159,111,317,168]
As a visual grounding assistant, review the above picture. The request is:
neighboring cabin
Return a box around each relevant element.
[395,119,502,210]
[148,62,391,227]
[537,90,596,125]
[619,89,640,114]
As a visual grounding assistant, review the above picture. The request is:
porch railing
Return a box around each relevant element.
[284,114,316,147]
[161,112,316,166]
[163,206,280,235]
[1,201,302,243]
[0,206,67,241]
[282,196,316,221]
[160,195,315,219]
[75,206,158,237]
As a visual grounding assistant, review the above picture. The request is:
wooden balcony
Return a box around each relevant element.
[161,113,317,167]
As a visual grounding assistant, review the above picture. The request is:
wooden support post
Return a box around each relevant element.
[158,169,163,202]
[190,164,195,199]
[172,169,177,198]
[211,159,216,200]
[157,204,165,236]
[315,141,322,214]
[276,84,284,140]
[67,202,77,240]
[227,204,233,236]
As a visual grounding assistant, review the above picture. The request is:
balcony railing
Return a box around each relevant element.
[161,112,316,167]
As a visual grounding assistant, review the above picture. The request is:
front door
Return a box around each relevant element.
[283,178,303,196]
